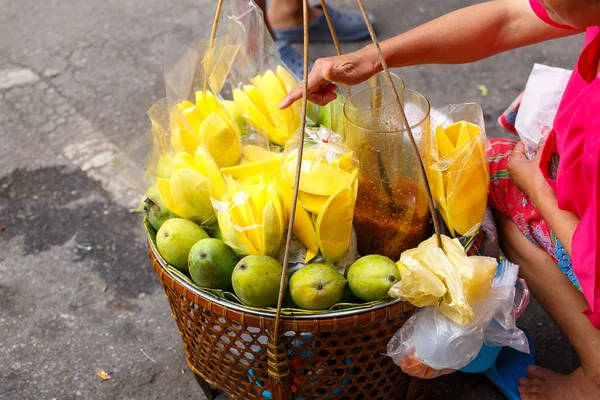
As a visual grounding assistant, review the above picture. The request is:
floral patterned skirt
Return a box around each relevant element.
[487,137,581,289]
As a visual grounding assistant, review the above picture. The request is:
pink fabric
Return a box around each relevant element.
[529,0,579,30]
[530,0,600,328]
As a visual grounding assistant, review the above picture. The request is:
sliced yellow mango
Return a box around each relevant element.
[170,127,200,154]
[218,211,257,255]
[157,177,177,214]
[198,111,242,168]
[233,88,277,142]
[282,156,357,196]
[262,199,283,258]
[298,191,329,215]
[177,100,195,112]
[221,158,281,180]
[280,183,318,263]
[316,186,354,263]
[244,84,273,126]
[182,105,205,134]
[276,65,301,126]
[195,146,225,200]
[260,70,298,145]
[435,125,455,159]
[242,145,281,163]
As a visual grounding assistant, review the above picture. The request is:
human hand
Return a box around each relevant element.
[507,141,549,200]
[278,46,380,109]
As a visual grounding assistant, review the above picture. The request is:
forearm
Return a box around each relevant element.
[532,185,579,256]
[362,0,579,71]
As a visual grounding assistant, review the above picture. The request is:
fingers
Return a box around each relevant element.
[279,60,330,109]
[511,141,527,161]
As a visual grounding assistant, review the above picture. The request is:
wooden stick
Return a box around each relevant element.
[318,0,342,57]
[270,2,309,396]
[354,0,442,248]
[204,0,225,91]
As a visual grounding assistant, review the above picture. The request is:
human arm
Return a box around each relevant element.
[508,142,579,256]
[279,0,582,108]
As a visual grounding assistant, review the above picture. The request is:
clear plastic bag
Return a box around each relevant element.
[515,63,571,159]
[226,0,316,146]
[387,260,529,379]
[427,103,489,238]
[390,234,497,325]
[212,178,285,257]
[279,127,359,264]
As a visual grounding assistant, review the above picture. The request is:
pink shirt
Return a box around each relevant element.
[531,0,600,328]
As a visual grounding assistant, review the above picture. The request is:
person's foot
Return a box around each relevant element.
[518,365,600,399]
[268,5,375,43]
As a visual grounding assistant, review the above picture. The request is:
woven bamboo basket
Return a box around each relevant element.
[146,0,476,398]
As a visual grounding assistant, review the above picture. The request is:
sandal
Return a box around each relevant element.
[273,5,375,43]
[277,40,314,80]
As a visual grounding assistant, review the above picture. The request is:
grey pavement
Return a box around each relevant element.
[0,0,583,399]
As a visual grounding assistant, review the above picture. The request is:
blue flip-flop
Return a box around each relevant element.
[482,328,536,400]
[273,5,376,43]
[277,40,314,81]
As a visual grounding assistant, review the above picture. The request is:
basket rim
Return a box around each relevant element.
[148,237,404,320]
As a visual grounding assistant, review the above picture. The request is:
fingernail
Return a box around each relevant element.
[278,100,287,109]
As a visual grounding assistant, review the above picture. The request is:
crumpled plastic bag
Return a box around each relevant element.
[389,234,497,325]
[387,260,530,379]
[427,103,489,238]
[515,63,571,159]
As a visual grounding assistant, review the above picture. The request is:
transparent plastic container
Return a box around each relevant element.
[344,86,431,260]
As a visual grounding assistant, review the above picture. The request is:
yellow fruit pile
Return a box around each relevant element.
[170,90,242,168]
[233,66,301,145]
[428,121,489,237]
[389,234,497,326]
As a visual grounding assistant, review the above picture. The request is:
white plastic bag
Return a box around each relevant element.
[515,63,571,159]
[386,261,529,379]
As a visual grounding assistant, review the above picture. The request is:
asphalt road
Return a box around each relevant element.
[0,0,585,399]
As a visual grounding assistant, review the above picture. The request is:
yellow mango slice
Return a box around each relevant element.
[435,125,455,159]
[242,145,281,163]
[262,199,283,258]
[195,146,225,200]
[244,84,273,126]
[260,69,298,145]
[157,177,177,214]
[182,106,205,134]
[177,100,195,112]
[316,186,354,263]
[221,158,282,180]
[172,152,197,171]
[169,168,215,224]
[218,211,257,255]
[276,65,301,126]
[281,156,357,196]
[280,183,318,263]
[298,191,329,215]
[198,111,242,168]
[233,88,277,142]
[170,127,200,154]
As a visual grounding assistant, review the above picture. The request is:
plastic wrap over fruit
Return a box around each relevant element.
[389,235,497,326]
[212,178,285,258]
[279,127,359,264]
[427,103,489,238]
[226,0,317,146]
[387,260,529,379]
